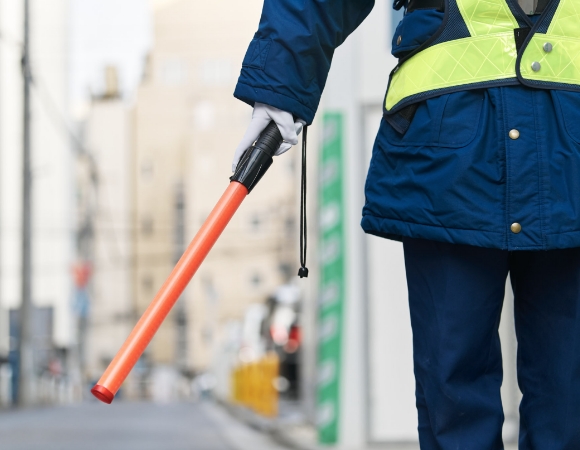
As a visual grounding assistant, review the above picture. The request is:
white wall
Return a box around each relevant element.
[0,0,24,324]
[364,107,417,442]
[320,1,412,445]
[0,0,74,349]
[31,0,74,348]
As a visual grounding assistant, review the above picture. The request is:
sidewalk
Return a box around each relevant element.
[221,400,518,450]
[222,399,418,450]
[201,401,289,450]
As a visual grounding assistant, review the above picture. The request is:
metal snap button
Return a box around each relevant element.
[531,61,541,72]
[397,35,402,46]
[511,223,522,234]
[543,42,553,53]
[509,129,520,140]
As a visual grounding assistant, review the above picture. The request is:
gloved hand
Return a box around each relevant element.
[232,102,305,172]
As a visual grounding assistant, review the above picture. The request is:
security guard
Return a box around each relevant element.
[233,0,580,448]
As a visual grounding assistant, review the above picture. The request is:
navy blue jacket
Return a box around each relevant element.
[235,2,580,251]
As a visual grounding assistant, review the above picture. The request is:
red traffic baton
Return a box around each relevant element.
[91,122,283,404]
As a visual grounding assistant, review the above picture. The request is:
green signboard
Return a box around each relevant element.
[316,112,345,444]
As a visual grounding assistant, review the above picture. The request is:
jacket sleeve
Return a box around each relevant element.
[234,0,375,124]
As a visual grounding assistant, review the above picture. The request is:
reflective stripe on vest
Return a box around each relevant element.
[385,0,580,113]
[520,0,580,85]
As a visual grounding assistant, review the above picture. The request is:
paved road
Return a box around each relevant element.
[0,401,289,450]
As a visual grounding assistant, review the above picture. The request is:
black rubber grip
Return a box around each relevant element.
[255,121,284,157]
[230,121,284,193]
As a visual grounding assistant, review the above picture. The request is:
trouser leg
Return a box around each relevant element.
[510,248,580,449]
[403,238,509,450]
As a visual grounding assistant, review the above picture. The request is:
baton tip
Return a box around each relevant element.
[91,384,114,404]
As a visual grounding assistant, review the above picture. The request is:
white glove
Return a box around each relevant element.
[232,102,306,172]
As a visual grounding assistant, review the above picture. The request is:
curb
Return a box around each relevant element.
[218,400,320,450]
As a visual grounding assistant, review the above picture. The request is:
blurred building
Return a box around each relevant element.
[0,0,77,405]
[78,0,300,398]
[134,0,298,371]
[80,67,135,392]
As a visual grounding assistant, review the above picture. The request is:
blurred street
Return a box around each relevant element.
[0,401,288,450]
[0,0,525,448]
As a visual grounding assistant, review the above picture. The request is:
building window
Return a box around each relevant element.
[199,59,232,86]
[141,216,154,235]
[250,214,262,232]
[159,58,187,86]
[250,273,262,288]
[193,101,216,130]
[285,217,295,234]
[140,161,154,180]
[142,275,154,291]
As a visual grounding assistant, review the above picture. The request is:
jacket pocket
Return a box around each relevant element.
[242,39,272,70]
[553,90,580,144]
[385,90,485,148]
[391,10,445,59]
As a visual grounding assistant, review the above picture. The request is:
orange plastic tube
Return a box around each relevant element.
[91,181,248,404]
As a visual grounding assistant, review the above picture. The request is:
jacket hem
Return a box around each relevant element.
[233,82,315,124]
[362,214,580,251]
[545,230,580,250]
[361,213,507,250]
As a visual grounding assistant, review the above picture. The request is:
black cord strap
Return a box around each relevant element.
[298,125,309,278]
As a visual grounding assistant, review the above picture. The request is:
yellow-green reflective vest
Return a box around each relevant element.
[385,0,580,114]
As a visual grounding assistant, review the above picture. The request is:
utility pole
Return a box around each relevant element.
[17,0,34,406]
[174,181,188,372]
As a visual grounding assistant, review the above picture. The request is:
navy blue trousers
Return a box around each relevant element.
[403,238,580,450]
